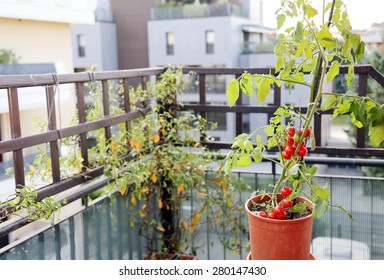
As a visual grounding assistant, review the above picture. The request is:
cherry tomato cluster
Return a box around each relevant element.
[282,127,311,160]
[257,186,293,220]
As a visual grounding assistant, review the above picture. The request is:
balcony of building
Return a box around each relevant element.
[0,66,384,260]
[150,1,242,20]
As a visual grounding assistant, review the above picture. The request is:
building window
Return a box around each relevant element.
[166,32,174,55]
[206,30,215,54]
[77,34,86,57]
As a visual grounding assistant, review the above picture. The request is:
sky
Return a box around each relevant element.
[262,0,384,30]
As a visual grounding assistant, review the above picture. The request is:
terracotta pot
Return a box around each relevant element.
[245,194,314,260]
[247,252,316,260]
[147,252,198,260]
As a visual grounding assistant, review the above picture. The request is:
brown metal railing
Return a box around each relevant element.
[1,65,384,239]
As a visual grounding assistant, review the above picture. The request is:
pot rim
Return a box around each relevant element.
[245,194,314,223]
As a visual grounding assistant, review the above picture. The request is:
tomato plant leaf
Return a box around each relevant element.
[226,78,239,107]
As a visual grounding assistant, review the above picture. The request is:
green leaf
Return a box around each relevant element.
[235,154,252,167]
[231,138,245,150]
[333,99,352,118]
[256,135,262,145]
[349,99,367,127]
[244,139,253,153]
[289,202,310,213]
[306,4,318,19]
[306,166,318,176]
[264,125,274,137]
[326,60,340,82]
[321,94,338,111]
[312,200,328,218]
[277,14,286,30]
[369,123,384,146]
[357,41,365,61]
[351,112,363,128]
[226,78,239,107]
[294,22,304,41]
[313,185,331,201]
[347,64,354,86]
[257,78,271,103]
[369,105,384,127]
[253,147,263,163]
[240,73,253,97]
[317,26,335,49]
[304,43,315,60]
[275,54,284,73]
[288,164,300,176]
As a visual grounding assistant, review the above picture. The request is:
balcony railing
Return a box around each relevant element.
[1,65,384,259]
[150,2,242,20]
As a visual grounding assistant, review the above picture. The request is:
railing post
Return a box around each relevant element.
[7,87,25,188]
[357,72,368,148]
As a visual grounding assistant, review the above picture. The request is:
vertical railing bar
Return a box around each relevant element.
[141,76,148,91]
[370,179,373,259]
[205,172,209,259]
[357,73,368,148]
[95,206,102,259]
[235,74,243,136]
[238,171,243,260]
[54,224,61,260]
[102,80,112,141]
[123,78,131,132]
[75,82,89,170]
[38,232,45,260]
[126,197,133,259]
[106,198,113,259]
[199,74,207,141]
[330,177,333,260]
[7,87,25,187]
[116,195,123,259]
[69,216,76,260]
[83,209,89,260]
[45,85,61,182]
[350,177,353,259]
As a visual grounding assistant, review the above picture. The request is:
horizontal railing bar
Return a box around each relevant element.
[181,104,309,114]
[0,107,150,153]
[0,65,375,89]
[0,67,164,88]
[202,141,384,159]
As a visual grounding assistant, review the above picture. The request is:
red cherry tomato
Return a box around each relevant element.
[276,211,287,220]
[284,145,295,155]
[274,206,284,216]
[300,128,311,138]
[258,211,267,218]
[268,211,276,219]
[280,200,293,209]
[298,146,308,157]
[281,186,292,197]
[282,151,291,160]
[287,127,296,137]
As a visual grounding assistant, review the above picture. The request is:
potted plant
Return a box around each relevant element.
[91,67,249,259]
[225,0,384,260]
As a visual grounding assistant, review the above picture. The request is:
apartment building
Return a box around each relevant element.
[147,0,275,141]
[0,0,96,161]
[71,0,118,71]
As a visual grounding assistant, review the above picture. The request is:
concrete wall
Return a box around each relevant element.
[110,0,157,69]
[71,21,118,71]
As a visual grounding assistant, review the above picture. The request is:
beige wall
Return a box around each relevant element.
[0,18,74,71]
[0,18,76,162]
